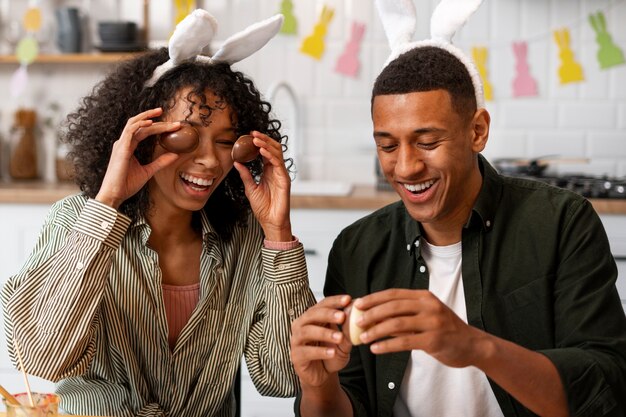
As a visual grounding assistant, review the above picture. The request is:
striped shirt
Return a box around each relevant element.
[2,195,316,417]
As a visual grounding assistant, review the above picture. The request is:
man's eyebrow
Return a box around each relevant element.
[413,127,445,134]
[374,127,445,138]
[373,131,393,138]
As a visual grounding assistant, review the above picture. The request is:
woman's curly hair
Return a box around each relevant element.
[63,48,288,241]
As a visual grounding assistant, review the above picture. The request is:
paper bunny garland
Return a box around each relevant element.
[145,9,284,87]
[374,0,486,109]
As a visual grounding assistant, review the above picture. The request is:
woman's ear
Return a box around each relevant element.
[470,108,490,153]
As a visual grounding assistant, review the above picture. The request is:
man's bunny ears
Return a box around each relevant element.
[375,0,485,109]
[145,9,284,87]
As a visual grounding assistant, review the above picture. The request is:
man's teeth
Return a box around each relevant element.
[180,173,213,187]
[403,180,435,193]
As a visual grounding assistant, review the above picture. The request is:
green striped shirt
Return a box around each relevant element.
[2,195,315,416]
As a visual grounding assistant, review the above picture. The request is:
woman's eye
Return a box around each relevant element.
[216,139,236,146]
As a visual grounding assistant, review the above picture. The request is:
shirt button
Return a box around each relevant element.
[100,221,110,230]
[76,261,84,270]
[287,308,295,316]
[406,244,411,251]
[388,382,395,390]
[419,265,426,273]
[278,264,286,270]
[216,267,223,275]
[486,220,491,227]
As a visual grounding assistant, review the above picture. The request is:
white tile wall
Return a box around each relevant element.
[1,0,625,184]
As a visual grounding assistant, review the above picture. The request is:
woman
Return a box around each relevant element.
[2,11,315,417]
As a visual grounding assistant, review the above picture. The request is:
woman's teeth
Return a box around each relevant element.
[403,180,435,193]
[180,173,213,189]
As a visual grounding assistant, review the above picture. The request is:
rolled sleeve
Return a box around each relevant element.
[73,199,131,248]
[261,243,308,284]
[539,348,622,417]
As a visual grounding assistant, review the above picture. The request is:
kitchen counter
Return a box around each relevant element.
[1,181,626,213]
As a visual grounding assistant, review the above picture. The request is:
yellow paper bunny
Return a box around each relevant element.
[554,28,584,84]
[300,5,335,60]
[471,46,493,101]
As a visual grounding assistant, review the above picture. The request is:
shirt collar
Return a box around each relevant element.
[131,209,219,245]
[470,154,502,233]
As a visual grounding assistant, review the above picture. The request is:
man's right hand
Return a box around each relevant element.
[290,295,353,388]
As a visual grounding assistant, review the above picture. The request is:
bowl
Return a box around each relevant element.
[97,21,137,44]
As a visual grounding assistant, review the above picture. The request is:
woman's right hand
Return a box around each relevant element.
[290,295,353,389]
[95,107,181,209]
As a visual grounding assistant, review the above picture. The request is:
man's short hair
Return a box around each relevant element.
[372,46,478,120]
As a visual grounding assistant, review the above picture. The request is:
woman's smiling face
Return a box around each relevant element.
[149,88,238,213]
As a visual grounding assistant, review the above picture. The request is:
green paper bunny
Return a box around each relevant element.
[589,11,625,69]
[280,0,297,35]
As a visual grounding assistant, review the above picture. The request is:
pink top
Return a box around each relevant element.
[162,236,300,350]
[162,283,201,350]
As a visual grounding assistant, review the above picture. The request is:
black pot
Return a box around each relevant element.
[493,158,549,177]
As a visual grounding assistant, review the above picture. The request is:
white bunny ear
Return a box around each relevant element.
[145,9,217,87]
[169,9,218,63]
[211,14,284,64]
[374,0,417,51]
[431,0,483,43]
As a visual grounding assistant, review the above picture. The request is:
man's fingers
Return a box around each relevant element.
[355,288,428,310]
[290,345,336,365]
[292,323,343,347]
[359,315,423,345]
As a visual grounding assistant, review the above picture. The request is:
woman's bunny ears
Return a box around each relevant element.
[375,0,486,109]
[145,9,284,87]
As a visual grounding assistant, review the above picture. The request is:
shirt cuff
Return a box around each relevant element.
[73,199,132,249]
[263,236,300,251]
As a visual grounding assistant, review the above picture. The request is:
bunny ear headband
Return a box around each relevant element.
[145,9,284,87]
[375,0,485,109]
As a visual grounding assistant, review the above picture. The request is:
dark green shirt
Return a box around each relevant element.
[305,156,626,417]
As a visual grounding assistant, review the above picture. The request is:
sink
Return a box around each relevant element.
[290,180,353,196]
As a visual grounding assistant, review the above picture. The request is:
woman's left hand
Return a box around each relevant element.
[233,131,292,241]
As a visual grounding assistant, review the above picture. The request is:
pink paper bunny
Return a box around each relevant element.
[335,21,366,78]
[589,11,625,69]
[512,41,538,97]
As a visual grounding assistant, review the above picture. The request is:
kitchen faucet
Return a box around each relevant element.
[266,81,300,180]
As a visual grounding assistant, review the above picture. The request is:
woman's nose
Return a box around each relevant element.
[192,139,220,169]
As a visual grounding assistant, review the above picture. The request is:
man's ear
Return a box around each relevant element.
[470,108,490,153]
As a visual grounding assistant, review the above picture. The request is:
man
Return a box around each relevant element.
[289,44,626,417]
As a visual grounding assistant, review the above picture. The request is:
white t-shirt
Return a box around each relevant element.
[392,239,504,417]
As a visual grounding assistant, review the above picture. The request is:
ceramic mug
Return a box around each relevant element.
[55,7,82,53]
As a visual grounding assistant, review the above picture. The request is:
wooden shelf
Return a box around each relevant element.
[0,52,145,64]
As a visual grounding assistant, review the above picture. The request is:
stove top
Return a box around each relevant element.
[503,174,626,199]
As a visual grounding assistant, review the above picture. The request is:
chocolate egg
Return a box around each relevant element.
[232,135,260,163]
[158,124,200,154]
